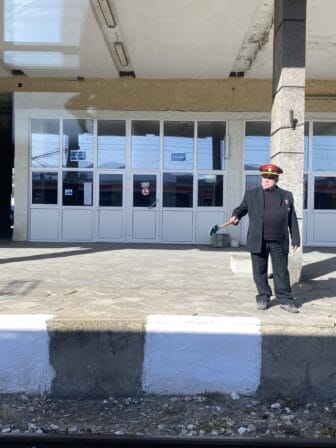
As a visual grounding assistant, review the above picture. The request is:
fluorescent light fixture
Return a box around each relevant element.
[4,51,79,68]
[98,0,116,28]
[4,0,64,44]
[114,42,128,66]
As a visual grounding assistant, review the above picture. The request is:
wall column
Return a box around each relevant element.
[226,120,245,243]
[270,0,306,283]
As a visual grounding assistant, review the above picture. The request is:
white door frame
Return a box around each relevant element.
[95,169,126,241]
[127,170,161,242]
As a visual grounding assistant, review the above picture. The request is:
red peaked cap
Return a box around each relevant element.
[259,163,283,176]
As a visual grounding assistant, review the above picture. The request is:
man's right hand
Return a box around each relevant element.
[230,216,239,225]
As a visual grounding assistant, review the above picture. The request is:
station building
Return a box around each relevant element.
[1,0,336,247]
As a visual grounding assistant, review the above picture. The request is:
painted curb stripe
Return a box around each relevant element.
[142,315,262,395]
[0,315,55,394]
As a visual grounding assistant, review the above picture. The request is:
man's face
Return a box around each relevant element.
[261,174,278,190]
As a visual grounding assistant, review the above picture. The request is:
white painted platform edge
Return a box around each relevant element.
[0,315,55,394]
[142,315,262,395]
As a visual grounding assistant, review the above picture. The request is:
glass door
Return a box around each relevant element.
[96,120,126,241]
[129,120,160,241]
[131,173,159,240]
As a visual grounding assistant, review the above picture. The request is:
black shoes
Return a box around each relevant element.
[256,296,270,310]
[280,301,300,313]
[256,296,300,313]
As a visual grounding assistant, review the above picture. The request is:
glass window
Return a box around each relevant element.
[304,122,309,171]
[133,174,157,207]
[198,175,223,206]
[313,122,336,171]
[197,122,225,170]
[303,173,308,210]
[245,122,271,170]
[62,171,93,206]
[245,174,308,209]
[247,174,308,208]
[98,120,125,168]
[246,175,261,191]
[99,174,123,207]
[31,119,60,168]
[314,177,336,209]
[32,172,58,204]
[164,121,194,170]
[63,119,94,168]
[132,121,160,169]
[163,173,193,207]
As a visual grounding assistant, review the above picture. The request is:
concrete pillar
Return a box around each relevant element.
[226,120,245,244]
[13,108,29,241]
[270,0,306,283]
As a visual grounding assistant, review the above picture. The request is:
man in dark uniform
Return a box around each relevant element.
[229,163,300,313]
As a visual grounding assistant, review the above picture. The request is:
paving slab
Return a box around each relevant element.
[0,241,335,326]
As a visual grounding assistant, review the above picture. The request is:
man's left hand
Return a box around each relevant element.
[291,245,299,252]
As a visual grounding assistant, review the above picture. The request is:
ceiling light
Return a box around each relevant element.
[98,0,116,28]
[114,42,128,66]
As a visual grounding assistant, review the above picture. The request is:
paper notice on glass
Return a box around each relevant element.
[84,182,92,206]
[70,150,86,161]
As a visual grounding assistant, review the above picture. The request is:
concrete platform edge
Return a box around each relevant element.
[1,315,336,401]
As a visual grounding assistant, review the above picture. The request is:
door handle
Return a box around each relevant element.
[149,199,158,209]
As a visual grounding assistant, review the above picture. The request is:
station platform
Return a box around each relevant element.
[0,241,335,401]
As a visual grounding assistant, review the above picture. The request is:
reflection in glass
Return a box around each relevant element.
[314,177,336,209]
[63,119,94,168]
[62,171,93,206]
[313,122,336,171]
[133,175,156,207]
[246,175,261,191]
[99,174,123,207]
[32,172,58,204]
[163,173,193,208]
[248,174,308,208]
[31,119,60,167]
[132,121,160,169]
[98,121,126,168]
[164,122,194,170]
[198,175,223,206]
[245,122,271,170]
[197,122,225,170]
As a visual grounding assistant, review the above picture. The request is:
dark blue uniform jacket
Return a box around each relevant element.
[232,186,300,254]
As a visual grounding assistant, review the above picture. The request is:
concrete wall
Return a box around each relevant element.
[0,314,335,401]
[259,324,336,400]
[48,320,145,398]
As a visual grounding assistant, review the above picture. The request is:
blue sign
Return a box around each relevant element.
[171,152,186,162]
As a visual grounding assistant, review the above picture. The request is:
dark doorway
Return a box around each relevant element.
[0,94,14,239]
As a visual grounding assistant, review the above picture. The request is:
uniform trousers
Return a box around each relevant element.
[250,240,294,303]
